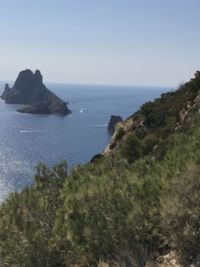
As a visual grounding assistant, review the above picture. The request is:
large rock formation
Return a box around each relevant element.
[1,69,71,115]
[107,115,123,133]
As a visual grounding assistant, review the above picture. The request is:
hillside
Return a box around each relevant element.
[104,71,200,160]
[0,72,200,267]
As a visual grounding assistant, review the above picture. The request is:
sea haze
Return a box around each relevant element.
[0,82,170,202]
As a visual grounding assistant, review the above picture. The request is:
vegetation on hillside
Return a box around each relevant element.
[0,72,200,266]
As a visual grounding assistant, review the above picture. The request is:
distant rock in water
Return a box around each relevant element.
[1,83,11,100]
[108,115,123,133]
[1,69,71,115]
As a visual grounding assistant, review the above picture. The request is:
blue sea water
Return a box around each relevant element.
[0,82,170,202]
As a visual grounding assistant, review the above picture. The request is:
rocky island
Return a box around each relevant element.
[107,115,123,133]
[1,69,71,115]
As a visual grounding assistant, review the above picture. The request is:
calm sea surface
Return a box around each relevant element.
[0,82,170,202]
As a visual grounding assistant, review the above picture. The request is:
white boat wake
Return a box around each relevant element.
[19,130,41,133]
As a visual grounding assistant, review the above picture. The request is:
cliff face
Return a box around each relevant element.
[1,69,71,115]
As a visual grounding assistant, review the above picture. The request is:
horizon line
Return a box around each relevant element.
[0,79,175,89]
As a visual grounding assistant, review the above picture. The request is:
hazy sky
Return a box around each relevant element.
[0,0,199,86]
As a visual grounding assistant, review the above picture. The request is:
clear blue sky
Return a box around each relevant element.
[0,0,199,86]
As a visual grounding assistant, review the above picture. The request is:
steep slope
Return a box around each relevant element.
[104,71,200,161]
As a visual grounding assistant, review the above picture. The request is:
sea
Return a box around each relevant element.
[0,82,171,202]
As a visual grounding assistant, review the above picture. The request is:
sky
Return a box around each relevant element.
[0,0,199,86]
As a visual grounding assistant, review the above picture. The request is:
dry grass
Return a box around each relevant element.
[98,252,183,267]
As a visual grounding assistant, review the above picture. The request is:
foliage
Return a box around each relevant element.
[161,164,200,265]
[53,159,162,265]
[0,161,68,267]
[114,127,125,142]
[120,134,142,162]
[1,73,200,266]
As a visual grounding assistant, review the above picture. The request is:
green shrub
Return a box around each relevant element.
[53,162,162,265]
[160,164,200,265]
[120,134,142,162]
[0,162,68,267]
[114,127,125,142]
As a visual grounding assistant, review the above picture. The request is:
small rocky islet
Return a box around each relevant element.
[107,115,123,133]
[1,69,71,115]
